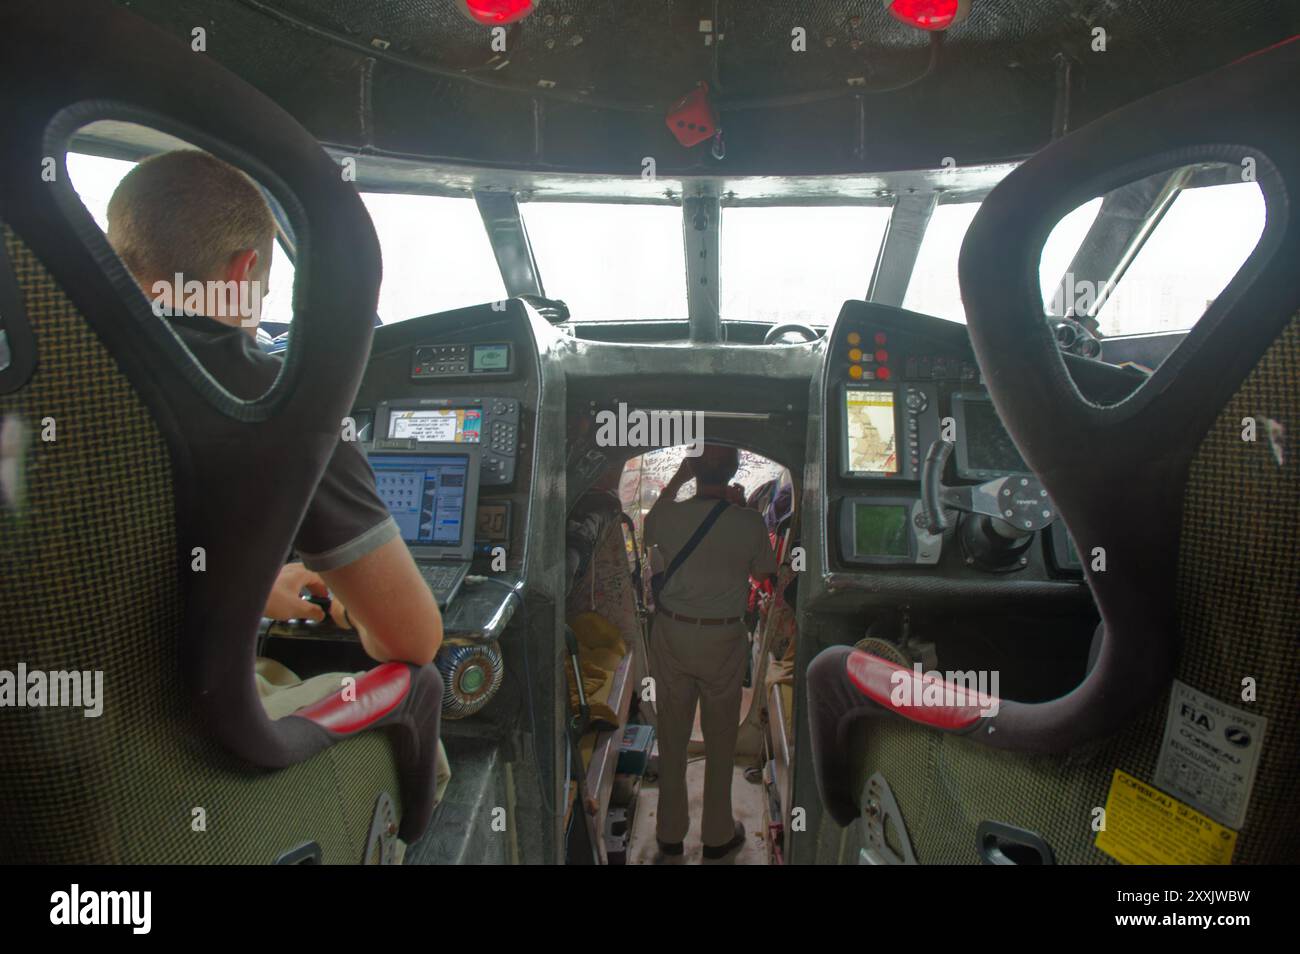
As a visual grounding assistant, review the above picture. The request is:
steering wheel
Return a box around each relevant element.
[920,439,1059,570]
[763,322,821,344]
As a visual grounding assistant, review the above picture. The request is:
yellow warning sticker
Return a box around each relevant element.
[1095,769,1237,865]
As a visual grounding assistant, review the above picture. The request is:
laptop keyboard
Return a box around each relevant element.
[419,563,467,605]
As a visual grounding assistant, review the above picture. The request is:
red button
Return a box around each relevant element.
[875,332,887,346]
[877,366,892,381]
[875,349,888,363]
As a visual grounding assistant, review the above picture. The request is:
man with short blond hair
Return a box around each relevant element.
[108,150,276,327]
[107,149,446,723]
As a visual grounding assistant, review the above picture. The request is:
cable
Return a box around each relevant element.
[235,0,659,113]
[235,0,943,116]
[717,33,944,110]
[465,574,524,605]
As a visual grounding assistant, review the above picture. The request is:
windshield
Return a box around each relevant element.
[901,202,981,323]
[360,193,505,323]
[1039,198,1104,312]
[900,196,1143,328]
[519,201,687,321]
[720,205,891,325]
[1093,181,1266,336]
[78,150,1261,337]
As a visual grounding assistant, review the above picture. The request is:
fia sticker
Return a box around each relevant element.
[1152,679,1266,829]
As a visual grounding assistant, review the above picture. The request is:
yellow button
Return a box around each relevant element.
[848,364,863,380]
[847,332,861,346]
[848,347,862,362]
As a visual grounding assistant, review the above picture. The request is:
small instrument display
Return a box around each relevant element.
[411,342,514,381]
[838,497,942,566]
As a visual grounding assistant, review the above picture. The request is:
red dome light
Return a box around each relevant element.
[457,0,537,27]
[884,0,971,31]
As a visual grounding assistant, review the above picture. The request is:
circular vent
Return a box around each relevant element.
[437,640,505,719]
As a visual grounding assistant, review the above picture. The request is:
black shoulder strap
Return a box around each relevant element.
[661,500,729,591]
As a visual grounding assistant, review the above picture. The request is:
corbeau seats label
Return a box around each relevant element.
[1096,769,1237,865]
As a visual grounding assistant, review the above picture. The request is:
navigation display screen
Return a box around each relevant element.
[959,397,1028,475]
[387,407,483,444]
[844,387,898,475]
[369,452,471,547]
[472,343,509,371]
[853,503,910,558]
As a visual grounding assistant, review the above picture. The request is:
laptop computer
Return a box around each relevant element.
[367,444,481,609]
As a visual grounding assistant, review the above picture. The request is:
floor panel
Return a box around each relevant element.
[627,760,769,865]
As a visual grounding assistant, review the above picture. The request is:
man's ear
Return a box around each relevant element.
[224,248,260,283]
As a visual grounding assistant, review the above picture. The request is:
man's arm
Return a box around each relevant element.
[657,457,693,507]
[320,536,443,666]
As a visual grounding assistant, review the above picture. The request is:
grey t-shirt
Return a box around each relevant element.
[166,314,397,571]
[644,496,778,618]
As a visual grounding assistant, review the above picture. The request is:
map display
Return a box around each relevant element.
[844,388,897,475]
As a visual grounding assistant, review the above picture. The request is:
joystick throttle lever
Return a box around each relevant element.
[920,439,1058,537]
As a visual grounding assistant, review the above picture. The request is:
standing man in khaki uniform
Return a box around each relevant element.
[644,444,777,862]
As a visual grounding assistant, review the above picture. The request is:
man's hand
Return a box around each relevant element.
[319,536,443,666]
[672,456,695,484]
[327,598,351,630]
[725,482,747,506]
[661,456,695,501]
[264,562,331,622]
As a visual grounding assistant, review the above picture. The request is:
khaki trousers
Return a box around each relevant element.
[648,613,748,847]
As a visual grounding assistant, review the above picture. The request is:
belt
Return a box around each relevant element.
[657,608,743,626]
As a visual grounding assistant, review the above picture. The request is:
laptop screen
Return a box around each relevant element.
[367,448,479,558]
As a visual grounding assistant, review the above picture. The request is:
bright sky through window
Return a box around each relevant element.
[1096,182,1265,335]
[521,201,687,320]
[358,192,505,323]
[720,205,891,324]
[902,202,981,324]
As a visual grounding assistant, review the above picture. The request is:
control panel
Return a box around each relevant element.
[840,328,980,386]
[411,342,515,381]
[822,303,1092,585]
[376,396,521,486]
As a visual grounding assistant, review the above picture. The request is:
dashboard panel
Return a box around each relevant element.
[351,302,541,570]
[824,302,1073,581]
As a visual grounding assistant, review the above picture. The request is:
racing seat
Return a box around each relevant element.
[808,36,1300,863]
[0,0,442,863]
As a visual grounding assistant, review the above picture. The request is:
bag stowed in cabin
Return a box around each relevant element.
[565,612,629,728]
[650,500,730,611]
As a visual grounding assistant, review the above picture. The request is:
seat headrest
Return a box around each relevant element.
[952,36,1300,753]
[0,0,385,770]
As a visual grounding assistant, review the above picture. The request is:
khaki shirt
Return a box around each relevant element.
[644,497,778,618]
